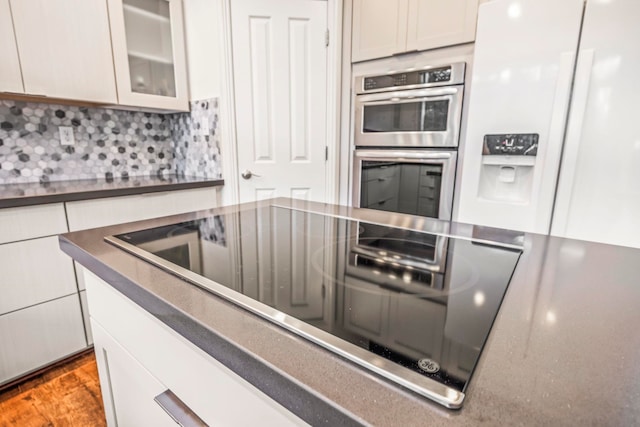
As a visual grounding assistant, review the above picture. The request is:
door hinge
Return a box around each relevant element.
[325,29,330,47]
[325,146,328,161]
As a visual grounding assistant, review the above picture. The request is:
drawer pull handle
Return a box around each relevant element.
[378,177,388,182]
[154,389,209,427]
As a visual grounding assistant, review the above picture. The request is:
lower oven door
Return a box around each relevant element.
[352,150,457,220]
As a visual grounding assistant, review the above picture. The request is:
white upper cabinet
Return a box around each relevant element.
[10,0,118,103]
[108,0,189,111]
[352,0,408,63]
[351,0,479,62]
[0,0,23,94]
[406,0,479,52]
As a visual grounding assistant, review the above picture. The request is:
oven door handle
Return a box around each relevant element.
[355,150,453,161]
[356,87,460,104]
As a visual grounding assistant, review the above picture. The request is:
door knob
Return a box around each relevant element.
[241,169,260,180]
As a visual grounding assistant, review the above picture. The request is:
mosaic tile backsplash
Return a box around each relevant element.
[0,98,222,184]
[171,99,222,179]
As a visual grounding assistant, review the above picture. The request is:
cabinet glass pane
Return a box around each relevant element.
[123,0,176,97]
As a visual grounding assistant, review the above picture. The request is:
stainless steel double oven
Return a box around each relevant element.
[352,62,465,220]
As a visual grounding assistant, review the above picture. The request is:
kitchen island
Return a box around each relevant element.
[59,198,640,426]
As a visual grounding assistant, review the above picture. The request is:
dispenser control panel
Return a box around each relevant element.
[483,134,538,156]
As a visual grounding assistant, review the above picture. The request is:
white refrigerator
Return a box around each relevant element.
[456,0,640,249]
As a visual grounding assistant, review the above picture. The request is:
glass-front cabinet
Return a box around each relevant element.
[108,0,188,111]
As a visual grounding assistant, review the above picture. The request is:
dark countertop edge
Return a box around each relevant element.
[58,235,366,427]
[0,178,224,209]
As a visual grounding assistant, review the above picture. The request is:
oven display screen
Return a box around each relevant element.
[363,99,449,133]
[360,161,443,218]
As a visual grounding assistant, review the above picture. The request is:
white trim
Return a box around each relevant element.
[218,0,240,206]
[338,0,354,205]
[122,4,170,23]
[325,0,342,204]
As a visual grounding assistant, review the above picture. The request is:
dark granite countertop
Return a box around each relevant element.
[0,175,224,209]
[59,198,640,426]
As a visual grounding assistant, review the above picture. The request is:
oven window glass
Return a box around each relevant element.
[360,161,443,218]
[363,99,449,133]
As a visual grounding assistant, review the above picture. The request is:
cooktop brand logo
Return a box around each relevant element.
[418,358,440,374]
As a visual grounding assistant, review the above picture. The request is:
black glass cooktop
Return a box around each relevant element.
[107,205,522,408]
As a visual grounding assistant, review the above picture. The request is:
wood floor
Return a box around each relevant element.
[0,351,106,427]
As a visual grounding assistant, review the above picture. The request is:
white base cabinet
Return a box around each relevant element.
[85,270,307,426]
[0,186,218,386]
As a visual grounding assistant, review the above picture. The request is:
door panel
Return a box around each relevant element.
[551,0,640,248]
[232,0,328,203]
[0,295,86,385]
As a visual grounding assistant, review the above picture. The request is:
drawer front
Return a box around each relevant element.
[418,198,439,217]
[418,185,438,199]
[66,187,218,231]
[366,175,399,204]
[0,295,87,385]
[366,197,399,212]
[0,203,67,244]
[0,236,78,315]
[363,164,397,182]
[419,167,442,188]
[85,271,306,426]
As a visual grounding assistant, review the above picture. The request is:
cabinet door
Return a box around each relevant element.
[0,203,67,245]
[108,0,189,111]
[10,0,117,103]
[92,321,178,427]
[406,0,478,52]
[343,276,389,341]
[387,295,446,361]
[0,295,86,385]
[0,236,78,315]
[352,0,409,62]
[65,187,218,231]
[0,0,23,93]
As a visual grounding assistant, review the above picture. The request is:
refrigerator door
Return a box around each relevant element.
[551,0,640,249]
[455,0,584,233]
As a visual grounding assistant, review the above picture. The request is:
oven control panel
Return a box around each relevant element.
[363,67,452,91]
[482,133,539,156]
[356,62,465,94]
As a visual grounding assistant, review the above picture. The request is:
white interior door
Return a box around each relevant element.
[231,0,328,203]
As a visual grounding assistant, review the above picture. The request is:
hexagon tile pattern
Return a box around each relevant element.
[171,99,222,180]
[0,98,222,184]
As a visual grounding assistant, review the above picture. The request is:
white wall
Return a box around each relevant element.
[182,0,224,100]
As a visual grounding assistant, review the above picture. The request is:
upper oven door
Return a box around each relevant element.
[354,86,463,148]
